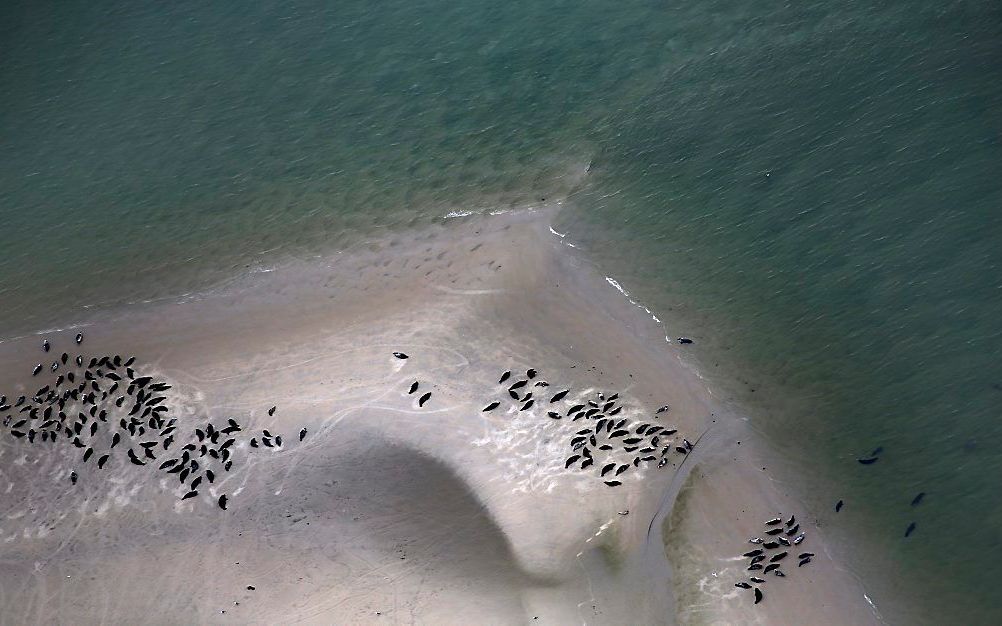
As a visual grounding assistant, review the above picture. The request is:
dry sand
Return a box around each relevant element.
[0,207,882,624]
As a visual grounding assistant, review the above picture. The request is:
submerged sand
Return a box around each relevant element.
[0,207,880,624]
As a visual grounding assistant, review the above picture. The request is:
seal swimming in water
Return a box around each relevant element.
[418,392,431,407]
[482,401,500,412]
[857,457,878,465]
[677,337,693,345]
[835,499,844,512]
[911,492,926,506]
[904,522,916,537]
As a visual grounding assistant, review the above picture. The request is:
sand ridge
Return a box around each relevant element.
[0,207,877,624]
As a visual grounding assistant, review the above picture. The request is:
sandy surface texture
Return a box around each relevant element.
[0,208,879,624]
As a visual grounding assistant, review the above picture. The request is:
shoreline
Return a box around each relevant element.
[0,206,880,623]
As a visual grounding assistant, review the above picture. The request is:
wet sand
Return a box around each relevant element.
[0,207,879,624]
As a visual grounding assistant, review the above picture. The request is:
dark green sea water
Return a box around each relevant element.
[2,0,1000,622]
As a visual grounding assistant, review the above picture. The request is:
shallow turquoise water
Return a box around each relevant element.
[2,0,1000,622]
